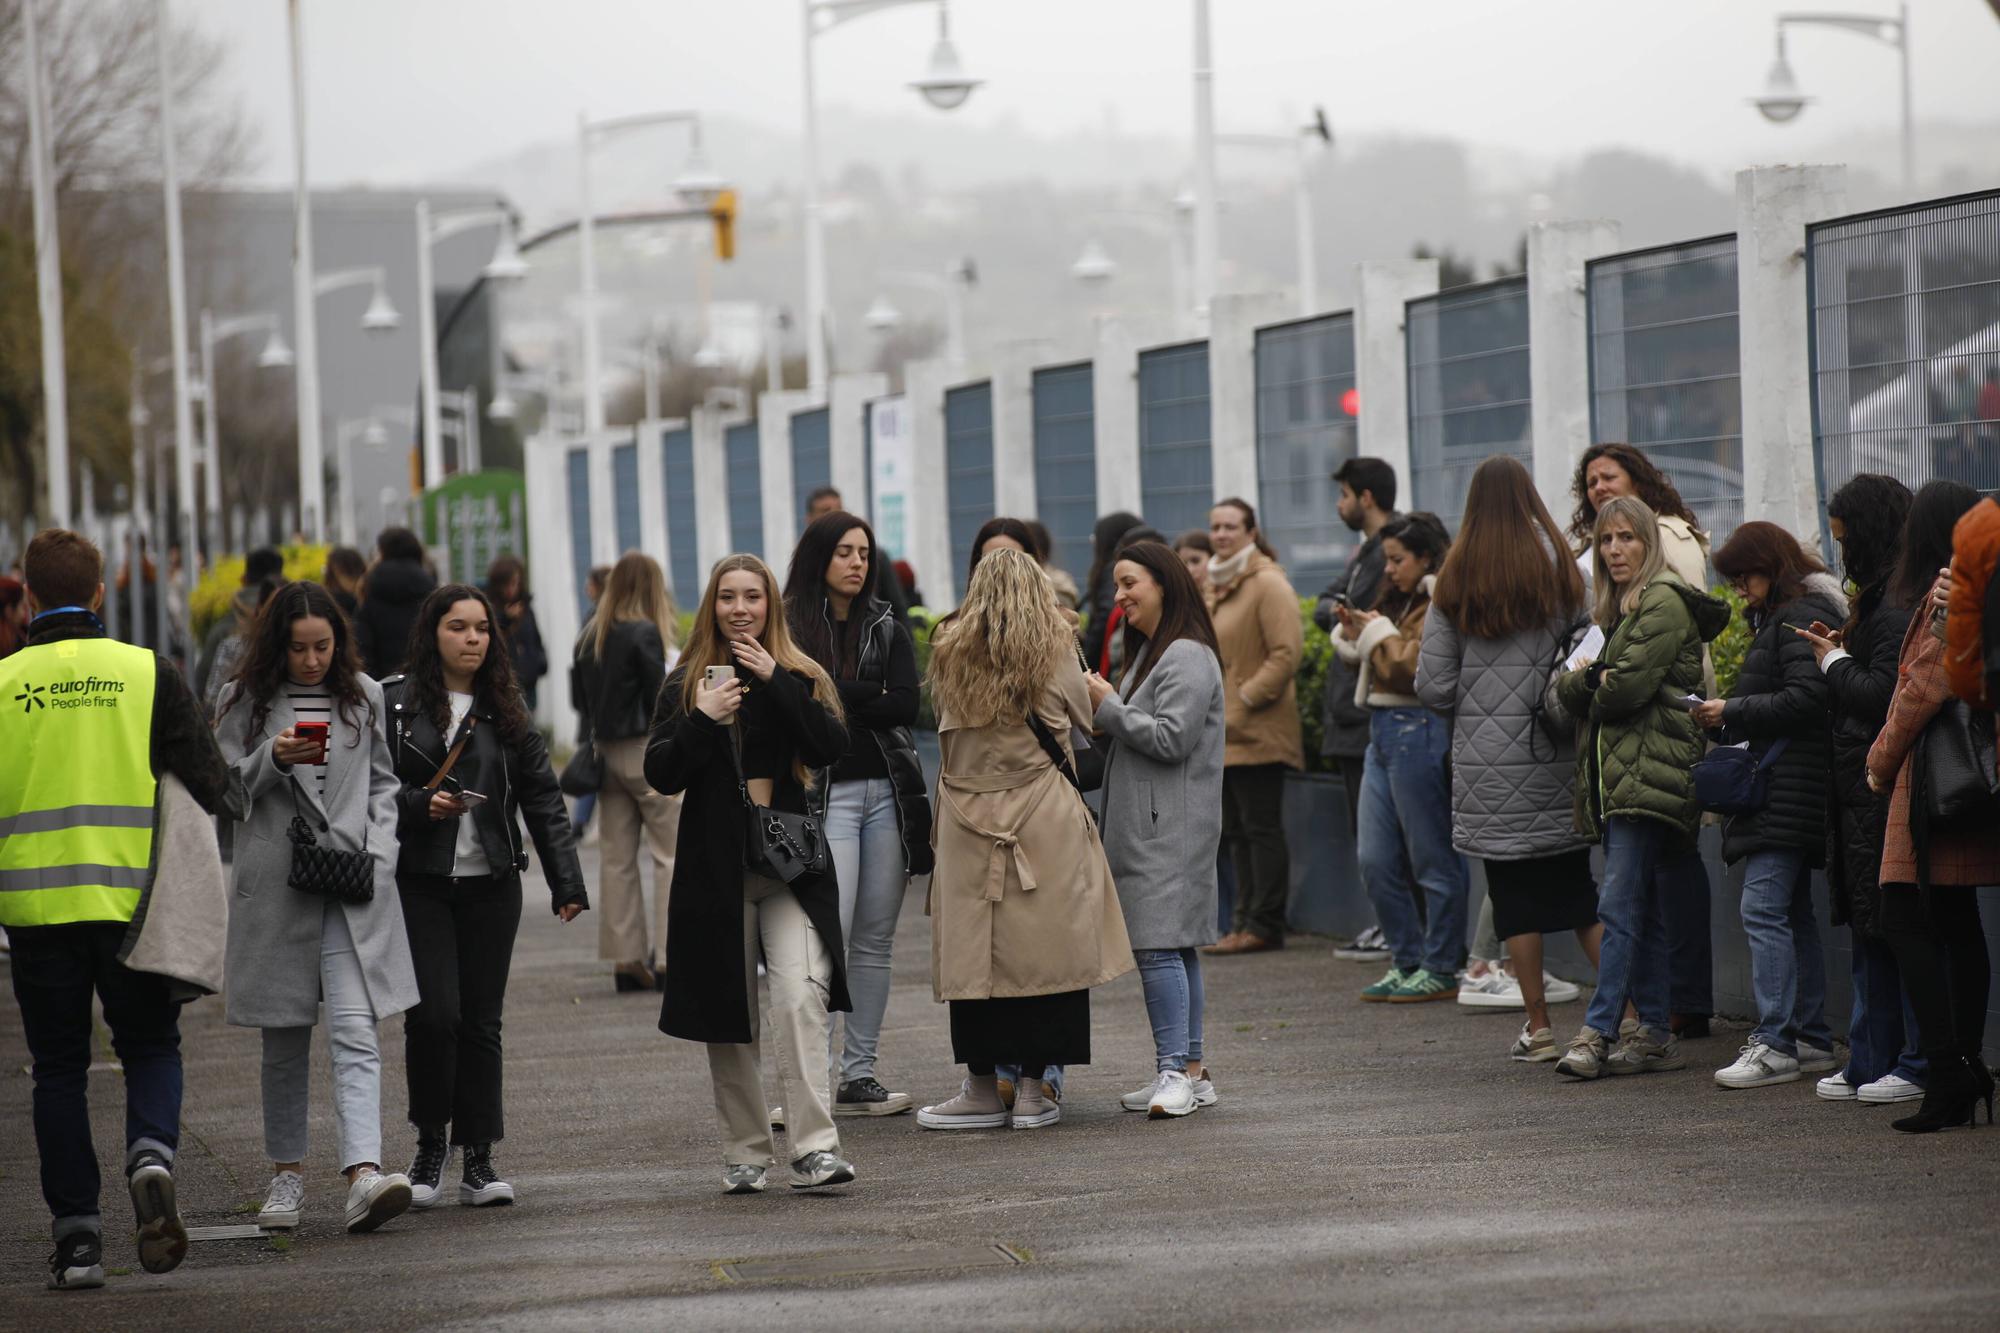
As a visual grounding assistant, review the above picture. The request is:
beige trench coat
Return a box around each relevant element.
[928,653,1135,1001]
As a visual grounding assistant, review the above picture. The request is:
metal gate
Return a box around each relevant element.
[1406,277,1530,535]
[1256,312,1356,593]
[945,381,994,599]
[1137,340,1212,541]
[662,425,698,606]
[725,420,763,560]
[1032,362,1096,589]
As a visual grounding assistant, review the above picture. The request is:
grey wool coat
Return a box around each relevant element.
[1415,603,1592,862]
[1092,637,1227,949]
[214,676,419,1028]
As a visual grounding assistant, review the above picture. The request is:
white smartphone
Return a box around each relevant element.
[705,664,738,724]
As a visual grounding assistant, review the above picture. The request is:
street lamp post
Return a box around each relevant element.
[24,0,70,526]
[1220,107,1332,317]
[1752,3,1912,192]
[576,110,724,432]
[416,200,526,488]
[801,0,982,395]
[1191,0,1219,327]
[285,0,329,540]
[1069,206,1198,336]
[198,311,293,559]
[862,260,977,371]
[335,415,391,546]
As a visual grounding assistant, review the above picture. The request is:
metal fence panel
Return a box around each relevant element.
[1032,362,1096,589]
[1138,340,1212,541]
[945,381,995,599]
[1809,190,2000,546]
[662,425,698,606]
[1589,236,1743,546]
[612,441,640,555]
[1256,314,1356,595]
[725,420,763,560]
[791,406,831,524]
[1406,277,1531,535]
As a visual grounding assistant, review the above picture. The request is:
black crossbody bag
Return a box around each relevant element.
[726,725,831,884]
[285,774,375,904]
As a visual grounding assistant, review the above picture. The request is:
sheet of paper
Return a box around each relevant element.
[1564,625,1606,673]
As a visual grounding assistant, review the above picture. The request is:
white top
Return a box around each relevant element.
[286,683,334,802]
[447,691,490,876]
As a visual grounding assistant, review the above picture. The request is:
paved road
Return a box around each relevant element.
[4,852,1997,1329]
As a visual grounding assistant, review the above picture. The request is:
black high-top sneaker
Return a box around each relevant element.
[408,1130,450,1209]
[460,1144,516,1206]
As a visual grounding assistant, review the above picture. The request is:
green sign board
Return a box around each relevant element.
[420,470,528,585]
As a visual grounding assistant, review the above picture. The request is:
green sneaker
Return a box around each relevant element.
[1359,967,1409,1002]
[1387,968,1460,1004]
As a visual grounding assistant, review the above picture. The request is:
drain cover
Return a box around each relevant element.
[714,1242,1029,1283]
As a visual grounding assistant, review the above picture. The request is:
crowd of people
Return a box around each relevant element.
[4,443,1997,1292]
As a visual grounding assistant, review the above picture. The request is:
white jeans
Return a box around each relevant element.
[260,901,383,1171]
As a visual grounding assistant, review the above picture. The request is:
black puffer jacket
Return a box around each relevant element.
[572,619,669,743]
[1823,583,1912,934]
[354,558,437,679]
[381,676,588,913]
[1717,574,1849,865]
[816,596,934,877]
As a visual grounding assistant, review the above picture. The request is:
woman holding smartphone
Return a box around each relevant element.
[215,582,419,1235]
[644,555,855,1194]
[384,585,589,1209]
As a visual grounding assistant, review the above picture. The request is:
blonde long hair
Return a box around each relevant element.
[928,548,1071,729]
[678,554,842,786]
[590,551,677,663]
[1591,496,1668,628]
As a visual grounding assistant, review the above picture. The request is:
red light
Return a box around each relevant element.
[1340,388,1360,417]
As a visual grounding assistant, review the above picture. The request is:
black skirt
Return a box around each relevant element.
[949,990,1091,1068]
[1483,850,1600,939]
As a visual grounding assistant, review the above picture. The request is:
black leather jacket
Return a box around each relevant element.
[572,619,668,743]
[815,596,934,877]
[381,676,589,913]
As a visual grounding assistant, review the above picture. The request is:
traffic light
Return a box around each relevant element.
[711,189,736,262]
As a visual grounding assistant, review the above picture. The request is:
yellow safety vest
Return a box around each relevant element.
[0,634,158,927]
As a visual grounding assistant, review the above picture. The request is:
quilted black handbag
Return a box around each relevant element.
[1913,698,2000,831]
[726,728,829,885]
[285,776,375,904]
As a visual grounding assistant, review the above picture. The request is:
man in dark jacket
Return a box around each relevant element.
[353,527,437,680]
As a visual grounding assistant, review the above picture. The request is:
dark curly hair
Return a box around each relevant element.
[1375,511,1452,622]
[1566,443,1702,549]
[219,580,373,743]
[1825,473,1913,633]
[402,584,533,743]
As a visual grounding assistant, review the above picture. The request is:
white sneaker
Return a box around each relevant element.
[1333,926,1391,961]
[1815,1072,1859,1101]
[1147,1070,1197,1118]
[1456,968,1524,1009]
[343,1169,413,1234]
[1119,1080,1155,1112]
[257,1170,304,1229]
[1542,973,1582,1004]
[1510,1023,1558,1062]
[1857,1072,1925,1104]
[1190,1074,1218,1108]
[1795,1043,1840,1074]
[1715,1042,1800,1089]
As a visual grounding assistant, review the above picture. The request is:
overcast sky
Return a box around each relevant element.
[200,0,2000,188]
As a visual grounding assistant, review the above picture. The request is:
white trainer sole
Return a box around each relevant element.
[834,1093,915,1117]
[460,1180,516,1207]
[345,1177,414,1233]
[256,1207,301,1229]
[1716,1068,1800,1090]
[1456,988,1525,1010]
[917,1108,1008,1130]
[1010,1108,1061,1129]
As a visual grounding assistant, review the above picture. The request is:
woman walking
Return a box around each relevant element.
[644,555,856,1193]
[1332,512,1467,1003]
[1697,522,1847,1090]
[214,582,419,1234]
[1554,500,1729,1080]
[573,552,682,993]
[1803,476,1923,1105]
[1085,541,1226,1118]
[1866,481,1994,1133]
[918,550,1134,1131]
[1417,457,1602,1060]
[385,585,589,1209]
[1203,498,1304,956]
[484,555,549,710]
[783,512,933,1118]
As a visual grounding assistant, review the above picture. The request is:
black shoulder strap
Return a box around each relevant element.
[1026,711,1083,793]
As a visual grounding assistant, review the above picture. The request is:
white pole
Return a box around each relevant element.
[465,391,483,473]
[199,310,224,559]
[417,199,447,488]
[1897,2,1914,194]
[765,307,782,394]
[288,0,325,541]
[1190,0,1220,324]
[337,420,358,545]
[578,113,605,433]
[155,0,198,613]
[945,276,967,372]
[1294,140,1318,316]
[802,0,829,394]
[643,338,662,422]
[26,0,70,526]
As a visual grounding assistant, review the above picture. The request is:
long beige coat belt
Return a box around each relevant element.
[938,763,1058,902]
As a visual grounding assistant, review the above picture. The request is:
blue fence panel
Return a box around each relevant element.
[791,406,831,525]
[1032,362,1096,590]
[1256,314,1356,595]
[1406,277,1531,536]
[1589,236,1743,547]
[1138,340,1212,541]
[945,381,995,599]
[662,425,698,606]
[1808,189,2000,556]
[565,447,592,607]
[725,421,763,560]
[611,441,640,555]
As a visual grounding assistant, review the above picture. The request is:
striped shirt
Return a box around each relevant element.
[287,684,334,801]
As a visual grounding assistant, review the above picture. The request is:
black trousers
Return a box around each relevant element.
[1879,885,1990,1063]
[1223,763,1291,942]
[399,872,523,1145]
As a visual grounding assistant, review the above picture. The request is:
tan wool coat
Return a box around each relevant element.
[928,652,1135,1001]
[1206,548,1304,770]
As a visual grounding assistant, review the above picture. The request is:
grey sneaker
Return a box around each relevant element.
[1010,1077,1061,1129]
[1510,1023,1557,1063]
[1190,1074,1219,1108]
[723,1163,768,1194]
[919,1079,1009,1130]
[788,1151,856,1190]
[1555,1027,1611,1080]
[1795,1043,1841,1075]
[1715,1042,1801,1089]
[127,1151,187,1274]
[1333,926,1392,961]
[1606,1027,1687,1076]
[257,1170,305,1229]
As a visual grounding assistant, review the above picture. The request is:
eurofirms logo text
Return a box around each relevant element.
[14,676,126,714]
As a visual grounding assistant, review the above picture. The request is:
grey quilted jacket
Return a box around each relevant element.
[1415,602,1592,861]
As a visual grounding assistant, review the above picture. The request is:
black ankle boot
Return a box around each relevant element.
[1892,1056,1984,1134]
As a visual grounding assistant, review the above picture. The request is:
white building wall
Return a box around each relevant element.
[905,358,956,612]
[760,389,815,558]
[1354,260,1439,499]
[1209,292,1291,503]
[1527,219,1622,516]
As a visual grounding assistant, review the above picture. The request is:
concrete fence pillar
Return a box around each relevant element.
[760,390,815,561]
[1355,259,1439,498]
[635,418,666,564]
[829,372,888,510]
[1209,292,1291,503]
[1527,219,1622,516]
[905,357,955,611]
[586,430,619,566]
[524,431,578,741]
[691,407,732,576]
[1092,317,1142,518]
[991,340,1054,518]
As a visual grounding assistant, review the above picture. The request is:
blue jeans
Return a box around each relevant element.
[1738,849,1834,1057]
[1135,948,1207,1073]
[570,790,596,836]
[1585,817,1673,1037]
[1844,929,1926,1087]
[996,1063,1066,1098]
[824,778,909,1084]
[1660,844,1714,1016]
[1356,708,1468,976]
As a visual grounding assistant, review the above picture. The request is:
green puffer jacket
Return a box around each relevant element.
[1555,574,1731,843]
